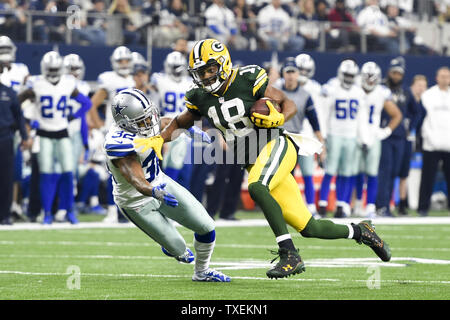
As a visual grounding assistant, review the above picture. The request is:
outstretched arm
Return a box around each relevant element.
[160,109,199,142]
[112,154,178,206]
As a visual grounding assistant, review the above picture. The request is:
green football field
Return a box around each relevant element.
[0,211,449,301]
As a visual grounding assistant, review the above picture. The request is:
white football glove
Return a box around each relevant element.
[377,127,392,141]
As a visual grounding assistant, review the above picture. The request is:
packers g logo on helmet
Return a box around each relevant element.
[188,39,232,93]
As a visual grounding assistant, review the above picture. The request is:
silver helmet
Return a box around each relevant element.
[112,88,160,137]
[295,53,315,83]
[0,36,16,64]
[361,61,381,92]
[41,51,63,84]
[63,53,85,80]
[337,59,359,89]
[164,51,187,82]
[110,46,133,77]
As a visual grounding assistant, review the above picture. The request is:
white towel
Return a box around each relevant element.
[284,130,323,156]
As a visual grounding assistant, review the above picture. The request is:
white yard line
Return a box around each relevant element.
[0,239,449,252]
[0,269,448,285]
[1,216,450,231]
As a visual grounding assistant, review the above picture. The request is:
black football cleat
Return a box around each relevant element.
[318,206,327,217]
[266,248,305,279]
[353,220,391,262]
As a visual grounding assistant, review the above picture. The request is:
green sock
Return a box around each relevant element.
[301,218,352,239]
[248,182,289,238]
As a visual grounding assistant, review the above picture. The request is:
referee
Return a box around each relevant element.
[0,81,31,225]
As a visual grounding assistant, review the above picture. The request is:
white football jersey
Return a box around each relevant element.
[68,80,91,136]
[97,71,135,130]
[322,79,366,138]
[104,124,163,210]
[26,74,77,132]
[151,72,191,118]
[0,62,29,93]
[362,84,392,146]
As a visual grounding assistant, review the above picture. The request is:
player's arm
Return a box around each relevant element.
[134,109,200,159]
[381,100,402,138]
[17,88,35,104]
[69,88,92,120]
[264,85,297,122]
[111,155,177,206]
[88,88,108,129]
[161,109,199,142]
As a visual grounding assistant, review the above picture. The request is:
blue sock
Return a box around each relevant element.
[319,173,333,203]
[194,230,216,243]
[367,175,378,205]
[355,173,365,200]
[40,173,58,213]
[59,172,74,211]
[336,176,349,202]
[80,169,100,203]
[303,176,315,205]
[345,176,356,204]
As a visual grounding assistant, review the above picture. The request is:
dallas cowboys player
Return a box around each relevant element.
[105,88,230,282]
[88,46,135,222]
[353,62,402,217]
[151,51,194,188]
[18,51,92,224]
[318,59,367,218]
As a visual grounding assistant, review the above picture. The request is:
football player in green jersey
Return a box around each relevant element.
[134,39,391,279]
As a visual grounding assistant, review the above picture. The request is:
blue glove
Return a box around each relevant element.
[30,120,39,130]
[152,183,178,207]
[188,126,212,144]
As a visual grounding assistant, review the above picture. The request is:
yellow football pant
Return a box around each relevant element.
[247,136,312,232]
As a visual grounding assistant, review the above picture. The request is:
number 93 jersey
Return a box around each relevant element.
[185,64,281,164]
[104,124,163,209]
[150,72,191,118]
[26,74,77,132]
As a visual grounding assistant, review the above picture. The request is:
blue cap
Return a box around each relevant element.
[389,56,405,74]
[282,57,298,73]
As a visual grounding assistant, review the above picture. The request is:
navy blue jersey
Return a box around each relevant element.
[0,83,27,141]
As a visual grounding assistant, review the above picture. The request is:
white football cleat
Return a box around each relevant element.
[192,268,231,282]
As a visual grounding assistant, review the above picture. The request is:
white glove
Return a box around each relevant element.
[377,127,392,140]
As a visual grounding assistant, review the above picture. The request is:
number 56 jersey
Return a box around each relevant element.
[104,124,163,210]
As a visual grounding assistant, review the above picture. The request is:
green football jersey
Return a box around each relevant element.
[185,64,284,165]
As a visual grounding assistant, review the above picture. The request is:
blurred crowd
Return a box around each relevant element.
[0,0,448,54]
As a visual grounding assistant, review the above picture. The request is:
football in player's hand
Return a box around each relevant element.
[250,98,281,116]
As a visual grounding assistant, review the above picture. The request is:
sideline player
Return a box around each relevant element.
[151,51,193,188]
[18,51,92,224]
[273,57,325,217]
[353,62,402,217]
[133,39,392,279]
[105,88,230,282]
[88,46,135,222]
[318,59,366,218]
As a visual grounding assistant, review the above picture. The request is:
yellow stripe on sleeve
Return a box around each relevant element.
[253,75,268,96]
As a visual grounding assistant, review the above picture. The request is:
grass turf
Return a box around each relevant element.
[0,210,449,300]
